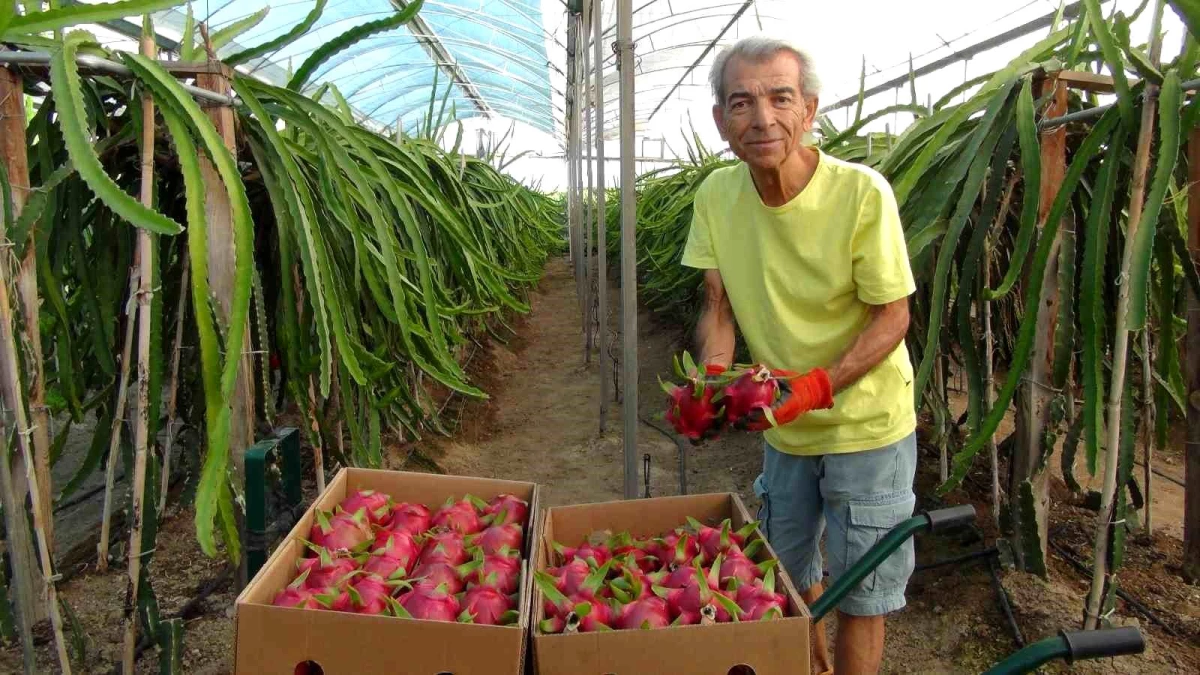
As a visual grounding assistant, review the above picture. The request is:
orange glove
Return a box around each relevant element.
[742,368,834,432]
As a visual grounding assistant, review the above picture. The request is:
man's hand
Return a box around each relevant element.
[742,368,834,431]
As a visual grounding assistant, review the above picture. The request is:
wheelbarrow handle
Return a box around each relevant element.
[1060,627,1145,663]
[923,504,976,532]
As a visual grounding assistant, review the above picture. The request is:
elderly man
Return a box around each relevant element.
[676,37,917,675]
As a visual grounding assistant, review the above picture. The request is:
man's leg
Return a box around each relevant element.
[753,443,828,674]
[820,433,918,675]
[798,583,832,675]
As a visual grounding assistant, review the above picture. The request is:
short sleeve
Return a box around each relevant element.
[851,174,916,304]
[680,178,718,269]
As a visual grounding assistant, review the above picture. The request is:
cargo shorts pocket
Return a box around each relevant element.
[753,473,771,541]
[845,493,915,593]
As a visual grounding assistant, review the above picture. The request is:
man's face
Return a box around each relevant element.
[713,52,817,170]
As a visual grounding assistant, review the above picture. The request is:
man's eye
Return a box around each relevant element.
[731,101,747,110]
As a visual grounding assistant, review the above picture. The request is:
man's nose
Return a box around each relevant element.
[751,101,773,129]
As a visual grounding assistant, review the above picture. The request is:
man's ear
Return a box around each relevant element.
[712,104,727,141]
[801,95,819,133]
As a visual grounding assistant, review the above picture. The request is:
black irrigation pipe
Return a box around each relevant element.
[988,552,1026,648]
[1133,460,1186,488]
[914,545,999,573]
[1048,540,1183,639]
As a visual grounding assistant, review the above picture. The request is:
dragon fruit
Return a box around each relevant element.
[470,522,524,556]
[469,552,521,595]
[410,559,482,595]
[361,554,409,582]
[654,562,742,623]
[482,494,529,527]
[384,502,432,537]
[371,528,423,571]
[721,366,779,424]
[554,531,613,566]
[395,583,461,622]
[309,507,373,554]
[616,596,672,630]
[536,561,613,618]
[663,381,722,441]
[347,575,403,615]
[733,569,787,620]
[718,541,776,586]
[460,585,519,626]
[546,558,593,597]
[687,517,759,560]
[338,489,392,525]
[417,530,470,566]
[272,572,325,609]
[431,495,487,535]
[648,531,702,568]
[297,545,359,590]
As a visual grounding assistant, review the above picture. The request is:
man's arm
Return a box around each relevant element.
[825,298,910,393]
[696,269,736,369]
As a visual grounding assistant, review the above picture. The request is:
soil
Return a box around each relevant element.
[3,256,1198,674]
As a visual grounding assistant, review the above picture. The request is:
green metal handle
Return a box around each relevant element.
[981,627,1144,675]
[807,505,977,621]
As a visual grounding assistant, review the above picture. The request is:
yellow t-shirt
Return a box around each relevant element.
[681,148,916,455]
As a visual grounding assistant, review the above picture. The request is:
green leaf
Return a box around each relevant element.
[1083,0,1135,124]
[210,7,270,51]
[1168,0,1200,41]
[179,2,197,61]
[985,77,1042,300]
[288,0,425,91]
[226,0,327,66]
[50,33,183,235]
[1128,71,1182,329]
[3,0,186,39]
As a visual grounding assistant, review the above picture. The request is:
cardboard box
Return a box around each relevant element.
[234,467,541,675]
[532,493,811,675]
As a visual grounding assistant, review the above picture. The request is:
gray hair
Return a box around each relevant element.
[709,37,821,105]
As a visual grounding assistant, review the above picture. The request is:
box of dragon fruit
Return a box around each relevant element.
[531,492,811,675]
[234,466,541,674]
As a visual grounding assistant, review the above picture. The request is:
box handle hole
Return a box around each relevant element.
[294,661,324,675]
[728,666,757,675]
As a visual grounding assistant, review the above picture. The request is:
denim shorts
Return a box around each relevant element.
[752,433,917,616]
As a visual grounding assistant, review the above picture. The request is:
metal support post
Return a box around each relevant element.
[584,16,595,364]
[617,0,638,499]
[593,0,610,431]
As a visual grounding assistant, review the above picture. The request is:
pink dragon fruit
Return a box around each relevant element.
[482,494,529,527]
[384,502,432,537]
[686,517,759,560]
[470,522,524,556]
[338,489,392,525]
[417,530,470,566]
[459,585,519,626]
[395,583,461,622]
[370,528,423,572]
[409,559,482,595]
[468,551,521,595]
[717,540,776,586]
[732,569,787,620]
[309,507,373,554]
[720,366,780,425]
[431,495,487,535]
[616,596,672,630]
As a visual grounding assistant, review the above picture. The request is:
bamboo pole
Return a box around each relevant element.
[984,239,1000,527]
[158,256,189,515]
[0,62,44,660]
[98,266,139,572]
[15,208,53,556]
[1086,0,1165,629]
[0,84,73,675]
[1141,328,1154,534]
[1184,126,1200,584]
[122,29,156,672]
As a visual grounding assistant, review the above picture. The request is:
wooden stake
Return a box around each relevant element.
[98,265,139,572]
[1086,0,1166,627]
[1141,328,1154,535]
[122,30,157,672]
[1184,126,1200,584]
[0,62,44,659]
[984,234,1000,528]
[158,256,189,516]
[0,71,73,675]
[1010,76,1067,574]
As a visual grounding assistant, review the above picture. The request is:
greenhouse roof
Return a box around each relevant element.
[80,0,1179,157]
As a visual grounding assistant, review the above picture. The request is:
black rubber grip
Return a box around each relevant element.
[923,505,977,532]
[1060,627,1145,663]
